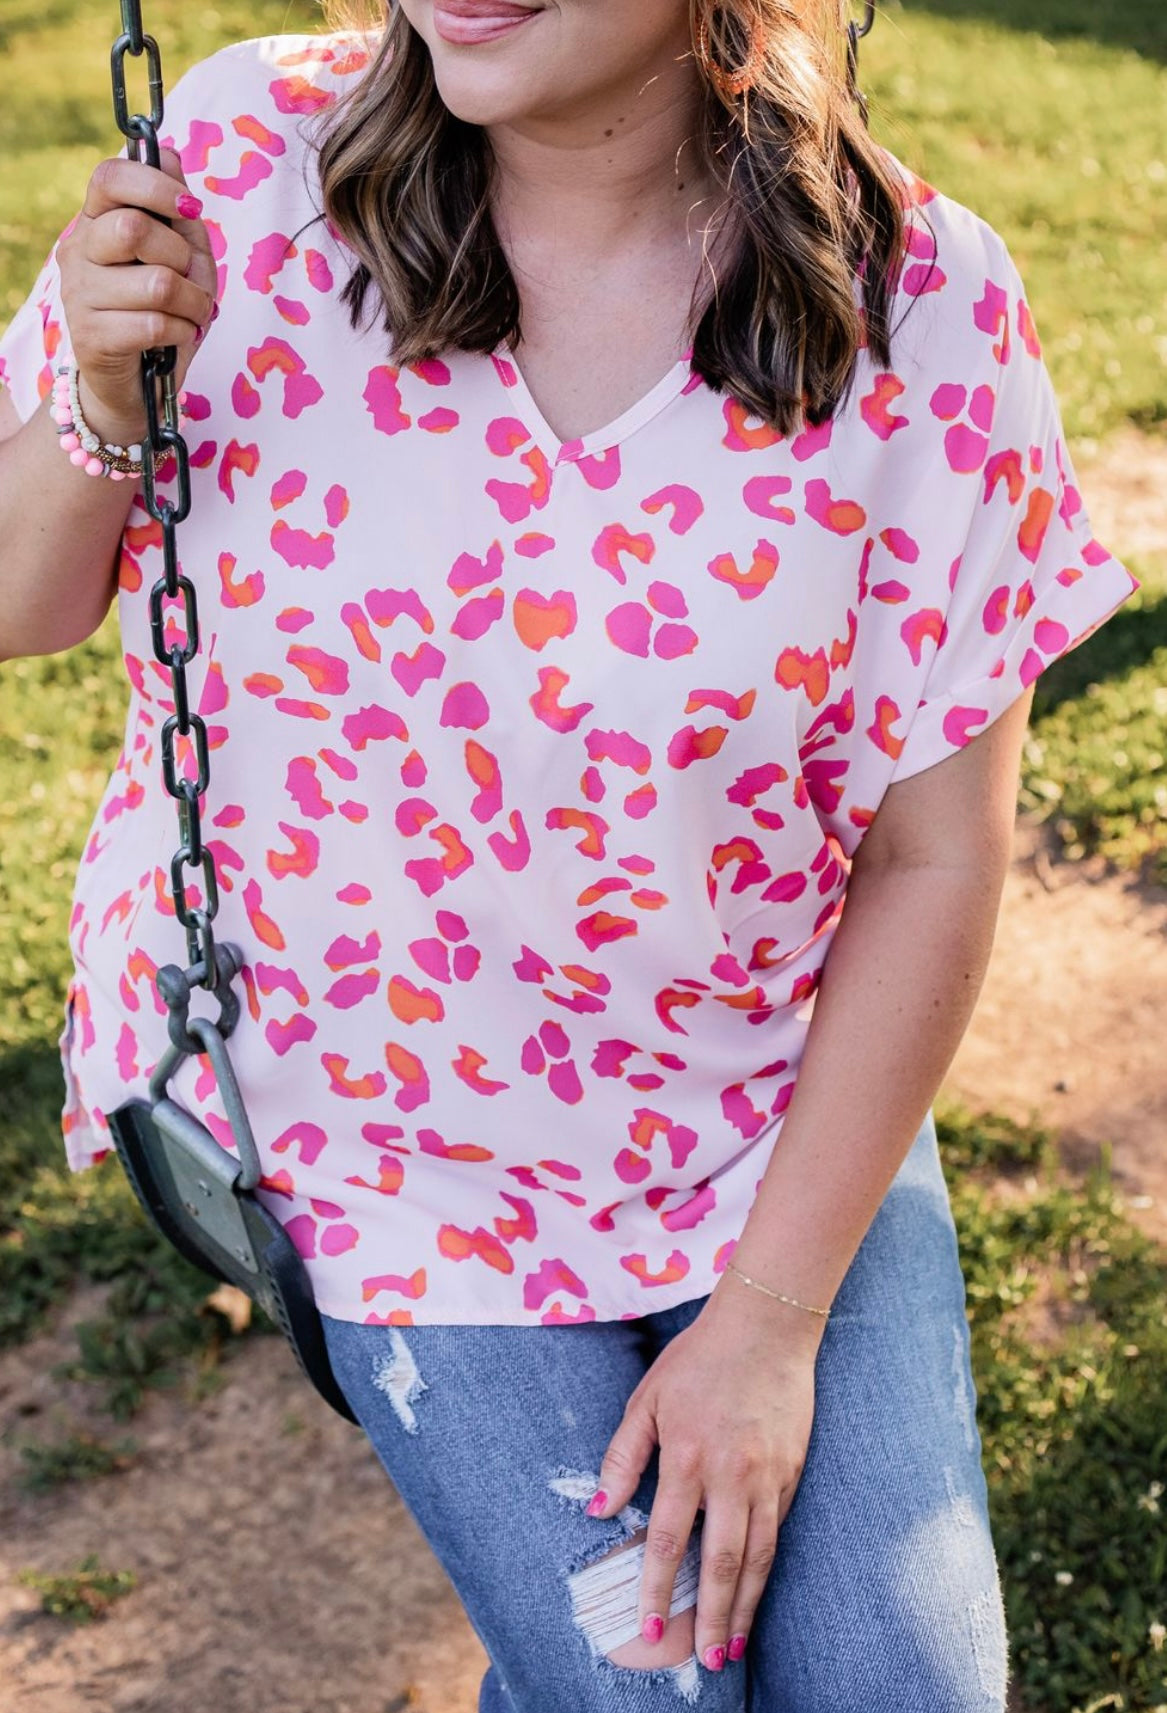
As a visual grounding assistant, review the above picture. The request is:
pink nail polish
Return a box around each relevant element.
[728,1633,747,1661]
[703,1644,726,1672]
[641,1613,665,1644]
[176,193,203,220]
[585,1489,608,1517]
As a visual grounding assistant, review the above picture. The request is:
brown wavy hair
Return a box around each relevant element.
[314,1,914,436]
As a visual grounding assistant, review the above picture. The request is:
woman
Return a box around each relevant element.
[0,2,1139,1707]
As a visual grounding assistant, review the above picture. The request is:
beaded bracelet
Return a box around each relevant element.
[52,363,144,479]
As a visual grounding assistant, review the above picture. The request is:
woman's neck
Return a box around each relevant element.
[486,76,723,267]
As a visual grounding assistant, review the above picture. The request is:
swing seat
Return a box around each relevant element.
[108,1096,357,1423]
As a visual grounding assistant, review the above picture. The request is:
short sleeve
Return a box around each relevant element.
[887,242,1141,784]
[0,230,73,423]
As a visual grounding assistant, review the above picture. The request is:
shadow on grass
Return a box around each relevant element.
[899,0,1167,63]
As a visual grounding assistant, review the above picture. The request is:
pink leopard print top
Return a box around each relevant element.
[0,34,1139,1324]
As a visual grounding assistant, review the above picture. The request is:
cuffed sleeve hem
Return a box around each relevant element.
[887,547,1140,784]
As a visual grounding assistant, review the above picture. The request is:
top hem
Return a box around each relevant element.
[310,1270,723,1328]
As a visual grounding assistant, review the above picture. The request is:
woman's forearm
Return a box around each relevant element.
[0,393,135,660]
[711,850,1009,1347]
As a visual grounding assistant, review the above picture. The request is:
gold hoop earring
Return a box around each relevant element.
[694,8,767,100]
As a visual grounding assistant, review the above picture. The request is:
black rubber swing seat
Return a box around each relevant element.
[107,1093,357,1424]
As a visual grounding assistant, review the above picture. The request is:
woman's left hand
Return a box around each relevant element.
[586,1278,823,1670]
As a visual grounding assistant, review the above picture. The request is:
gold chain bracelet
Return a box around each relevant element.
[723,1259,832,1320]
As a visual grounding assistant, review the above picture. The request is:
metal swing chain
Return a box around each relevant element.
[846,0,876,128]
[111,1,243,1057]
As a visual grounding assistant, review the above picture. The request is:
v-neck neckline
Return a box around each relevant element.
[490,342,696,466]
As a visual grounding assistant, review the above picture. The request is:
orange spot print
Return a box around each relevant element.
[418,1129,494,1163]
[1018,488,1054,563]
[243,878,286,949]
[385,1041,431,1111]
[546,807,609,860]
[708,540,779,600]
[774,646,830,706]
[621,1250,691,1286]
[388,975,445,1024]
[866,696,905,760]
[218,550,265,607]
[266,823,321,879]
[437,1224,515,1273]
[513,589,577,650]
[722,398,782,451]
[361,1267,426,1301]
[321,1052,387,1100]
[452,1046,510,1095]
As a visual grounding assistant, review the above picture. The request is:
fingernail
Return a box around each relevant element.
[641,1613,665,1644]
[728,1633,748,1661]
[211,302,220,321]
[176,193,203,219]
[585,1489,608,1517]
[193,323,205,346]
[703,1644,726,1672]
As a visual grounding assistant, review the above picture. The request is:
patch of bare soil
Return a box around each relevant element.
[1073,424,1167,580]
[0,1285,489,1713]
[943,815,1167,1247]
[2,428,1163,1713]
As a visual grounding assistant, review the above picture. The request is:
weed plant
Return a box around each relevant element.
[16,1553,137,1623]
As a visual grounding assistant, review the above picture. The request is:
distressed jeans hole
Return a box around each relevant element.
[566,1527,703,1699]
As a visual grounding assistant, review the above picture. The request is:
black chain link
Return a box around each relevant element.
[111,1,224,993]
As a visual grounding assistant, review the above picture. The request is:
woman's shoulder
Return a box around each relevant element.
[874,145,1036,380]
[160,28,377,142]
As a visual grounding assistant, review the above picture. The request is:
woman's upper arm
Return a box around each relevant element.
[853,682,1036,876]
[0,386,24,443]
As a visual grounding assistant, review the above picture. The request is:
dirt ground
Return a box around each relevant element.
[1,430,1163,1713]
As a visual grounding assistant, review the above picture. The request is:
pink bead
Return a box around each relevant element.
[53,408,73,425]
[85,455,105,476]
[69,447,88,466]
[60,432,81,451]
[109,468,127,481]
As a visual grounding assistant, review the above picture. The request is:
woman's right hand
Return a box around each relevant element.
[56,147,217,446]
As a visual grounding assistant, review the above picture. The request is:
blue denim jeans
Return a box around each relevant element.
[320,1107,1009,1712]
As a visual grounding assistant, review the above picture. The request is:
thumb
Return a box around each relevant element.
[588,1388,658,1519]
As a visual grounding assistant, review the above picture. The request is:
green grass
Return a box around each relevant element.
[866,3,1167,442]
[1022,563,1167,884]
[935,1097,1167,1713]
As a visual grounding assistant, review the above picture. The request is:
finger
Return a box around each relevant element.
[589,1390,657,1519]
[692,1497,749,1672]
[638,1464,702,1646]
[80,260,214,339]
[83,306,205,360]
[81,155,201,228]
[723,1501,780,1664]
[86,203,199,276]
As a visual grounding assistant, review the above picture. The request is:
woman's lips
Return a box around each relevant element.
[432,2,540,46]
